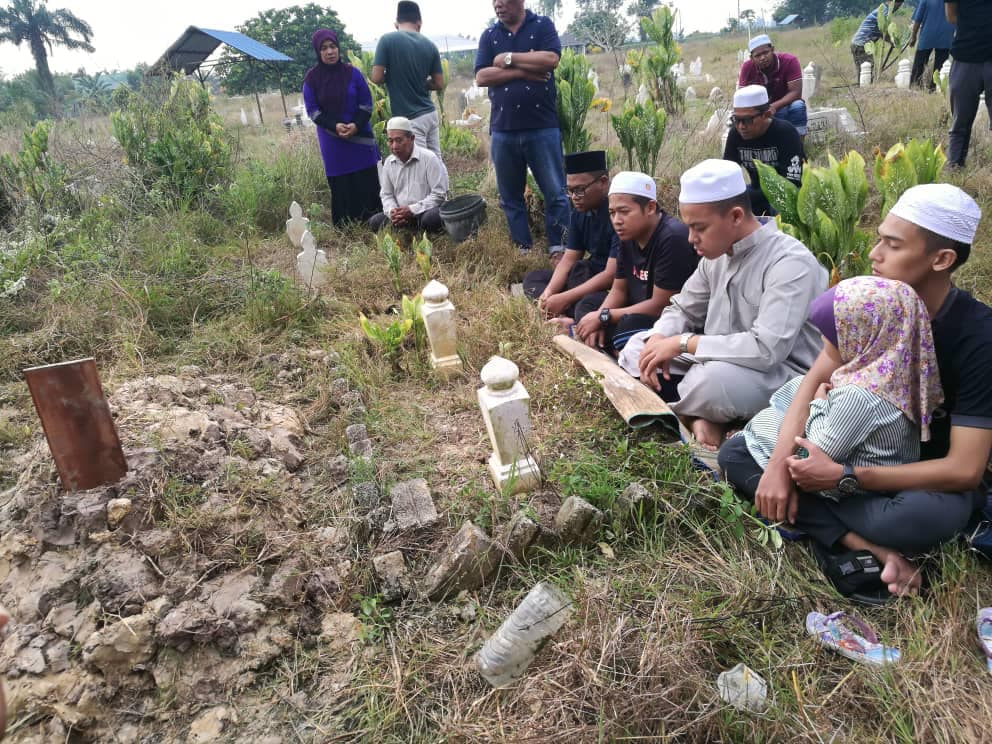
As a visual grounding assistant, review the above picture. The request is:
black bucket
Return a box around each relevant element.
[439,194,487,243]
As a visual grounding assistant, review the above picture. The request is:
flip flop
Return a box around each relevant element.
[977,608,992,674]
[806,611,901,666]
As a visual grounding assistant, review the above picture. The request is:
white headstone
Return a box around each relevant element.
[939,59,951,84]
[587,69,599,94]
[285,201,310,249]
[802,62,817,101]
[239,108,249,126]
[420,280,462,377]
[689,56,702,76]
[296,230,329,290]
[685,86,696,100]
[704,73,715,84]
[477,357,540,494]
[635,84,649,105]
[860,60,873,87]
[895,59,912,89]
[251,106,261,126]
[805,107,864,146]
[737,49,747,64]
[708,86,724,105]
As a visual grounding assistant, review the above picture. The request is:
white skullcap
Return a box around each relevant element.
[733,84,769,108]
[385,116,414,133]
[609,171,657,200]
[748,34,772,52]
[679,159,747,204]
[889,183,982,244]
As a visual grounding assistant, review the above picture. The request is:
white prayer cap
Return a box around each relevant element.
[386,116,414,133]
[748,34,772,52]
[733,84,769,108]
[679,159,747,204]
[608,171,657,200]
[888,183,981,244]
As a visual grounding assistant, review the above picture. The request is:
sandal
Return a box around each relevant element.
[810,542,891,607]
[806,611,900,666]
[977,608,992,674]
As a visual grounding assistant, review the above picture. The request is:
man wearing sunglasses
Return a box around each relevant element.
[524,150,619,328]
[722,85,804,217]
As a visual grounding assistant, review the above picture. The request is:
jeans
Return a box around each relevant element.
[947,60,992,168]
[489,127,569,249]
[774,99,808,136]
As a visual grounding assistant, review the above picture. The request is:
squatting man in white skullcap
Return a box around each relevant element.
[368,116,449,232]
[572,171,698,354]
[618,159,826,449]
[722,182,992,598]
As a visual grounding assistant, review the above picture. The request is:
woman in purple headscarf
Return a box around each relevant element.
[303,29,381,226]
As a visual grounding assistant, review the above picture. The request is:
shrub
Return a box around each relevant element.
[611,99,668,176]
[555,49,596,154]
[440,122,479,157]
[111,78,232,208]
[0,120,70,217]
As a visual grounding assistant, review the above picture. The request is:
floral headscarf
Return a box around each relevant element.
[825,276,942,440]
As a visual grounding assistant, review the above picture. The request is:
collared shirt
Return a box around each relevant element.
[738,52,803,103]
[649,219,827,374]
[566,200,619,273]
[379,144,449,215]
[913,0,954,51]
[852,9,884,46]
[474,9,561,132]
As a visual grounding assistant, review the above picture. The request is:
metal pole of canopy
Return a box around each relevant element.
[250,59,264,125]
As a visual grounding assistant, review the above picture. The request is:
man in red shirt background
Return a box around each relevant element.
[738,34,807,136]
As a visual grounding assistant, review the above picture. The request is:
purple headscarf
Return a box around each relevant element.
[304,29,352,117]
[808,286,838,348]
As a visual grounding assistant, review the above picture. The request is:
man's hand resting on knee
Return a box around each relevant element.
[755,459,798,524]
[638,334,680,390]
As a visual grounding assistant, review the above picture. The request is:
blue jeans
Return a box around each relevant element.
[489,127,569,249]
[774,100,808,136]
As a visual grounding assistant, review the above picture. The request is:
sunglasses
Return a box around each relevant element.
[731,113,764,126]
[565,179,599,197]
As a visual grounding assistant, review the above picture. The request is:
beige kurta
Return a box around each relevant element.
[619,219,828,422]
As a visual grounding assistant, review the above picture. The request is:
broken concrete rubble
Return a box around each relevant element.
[389,478,439,530]
[373,551,413,601]
[554,496,603,545]
[422,521,504,600]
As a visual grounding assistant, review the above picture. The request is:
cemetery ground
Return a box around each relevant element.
[1,25,992,743]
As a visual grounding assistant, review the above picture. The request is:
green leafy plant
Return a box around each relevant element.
[376,231,403,292]
[359,312,413,355]
[351,51,391,157]
[628,6,683,115]
[401,293,427,352]
[716,483,784,549]
[610,99,667,175]
[353,593,394,644]
[440,122,479,157]
[757,151,872,282]
[863,2,909,77]
[555,48,597,153]
[413,232,432,280]
[0,119,69,216]
[873,139,946,218]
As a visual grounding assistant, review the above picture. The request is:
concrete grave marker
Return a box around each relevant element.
[860,61,873,87]
[939,59,951,85]
[285,201,310,248]
[805,107,864,146]
[689,56,702,76]
[802,62,817,100]
[895,59,912,89]
[477,357,541,494]
[685,86,696,100]
[295,230,328,290]
[421,280,463,377]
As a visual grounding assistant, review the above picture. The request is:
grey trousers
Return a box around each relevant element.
[619,332,800,423]
[948,59,992,167]
[410,110,442,158]
[718,434,986,557]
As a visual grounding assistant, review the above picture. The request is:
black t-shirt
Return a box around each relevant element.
[923,287,992,460]
[566,200,619,274]
[723,117,805,216]
[615,213,699,306]
[946,0,992,63]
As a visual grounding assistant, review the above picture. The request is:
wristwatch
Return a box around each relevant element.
[504,52,513,68]
[837,463,860,495]
[598,307,611,326]
[679,332,695,354]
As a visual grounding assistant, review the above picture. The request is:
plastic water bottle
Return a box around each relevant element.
[475,582,572,687]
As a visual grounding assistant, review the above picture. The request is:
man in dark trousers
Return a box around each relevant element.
[371,1,445,156]
[944,0,992,168]
[722,84,804,217]
[572,171,698,355]
[523,150,618,328]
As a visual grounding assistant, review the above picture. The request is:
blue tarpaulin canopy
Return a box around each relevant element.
[151,26,291,76]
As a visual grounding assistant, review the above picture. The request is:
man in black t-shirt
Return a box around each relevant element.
[944,0,992,167]
[722,84,804,216]
[737,183,992,598]
[572,171,698,354]
[523,150,618,325]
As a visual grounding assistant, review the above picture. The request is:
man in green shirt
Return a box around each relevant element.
[371,1,445,156]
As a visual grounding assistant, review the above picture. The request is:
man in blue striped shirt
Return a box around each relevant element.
[851,1,905,80]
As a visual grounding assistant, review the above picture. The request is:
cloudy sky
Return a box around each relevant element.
[0,0,764,77]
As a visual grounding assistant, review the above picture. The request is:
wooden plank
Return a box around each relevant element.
[23,358,127,492]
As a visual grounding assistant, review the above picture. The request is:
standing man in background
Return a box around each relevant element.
[909,0,954,90]
[944,0,992,168]
[474,0,569,257]
[371,1,445,156]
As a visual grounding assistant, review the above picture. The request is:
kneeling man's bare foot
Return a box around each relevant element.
[546,315,573,333]
[879,552,922,597]
[690,417,725,451]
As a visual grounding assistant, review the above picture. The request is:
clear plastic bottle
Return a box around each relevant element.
[475,582,572,687]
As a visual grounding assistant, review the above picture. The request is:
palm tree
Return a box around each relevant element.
[0,0,94,108]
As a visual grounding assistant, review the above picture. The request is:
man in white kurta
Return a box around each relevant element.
[618,159,827,448]
[368,116,449,232]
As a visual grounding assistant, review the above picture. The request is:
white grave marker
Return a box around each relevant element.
[477,357,541,494]
[295,230,329,290]
[802,62,817,100]
[895,59,912,89]
[860,61,873,87]
[285,201,310,248]
[420,280,462,377]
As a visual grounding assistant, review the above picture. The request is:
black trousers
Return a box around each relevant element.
[717,435,985,558]
[328,165,381,227]
[911,47,950,90]
[572,292,657,354]
[522,260,596,318]
[368,206,444,233]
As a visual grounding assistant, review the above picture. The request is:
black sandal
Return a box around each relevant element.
[810,541,892,607]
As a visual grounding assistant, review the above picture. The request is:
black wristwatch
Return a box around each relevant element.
[837,463,860,495]
[598,307,611,326]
